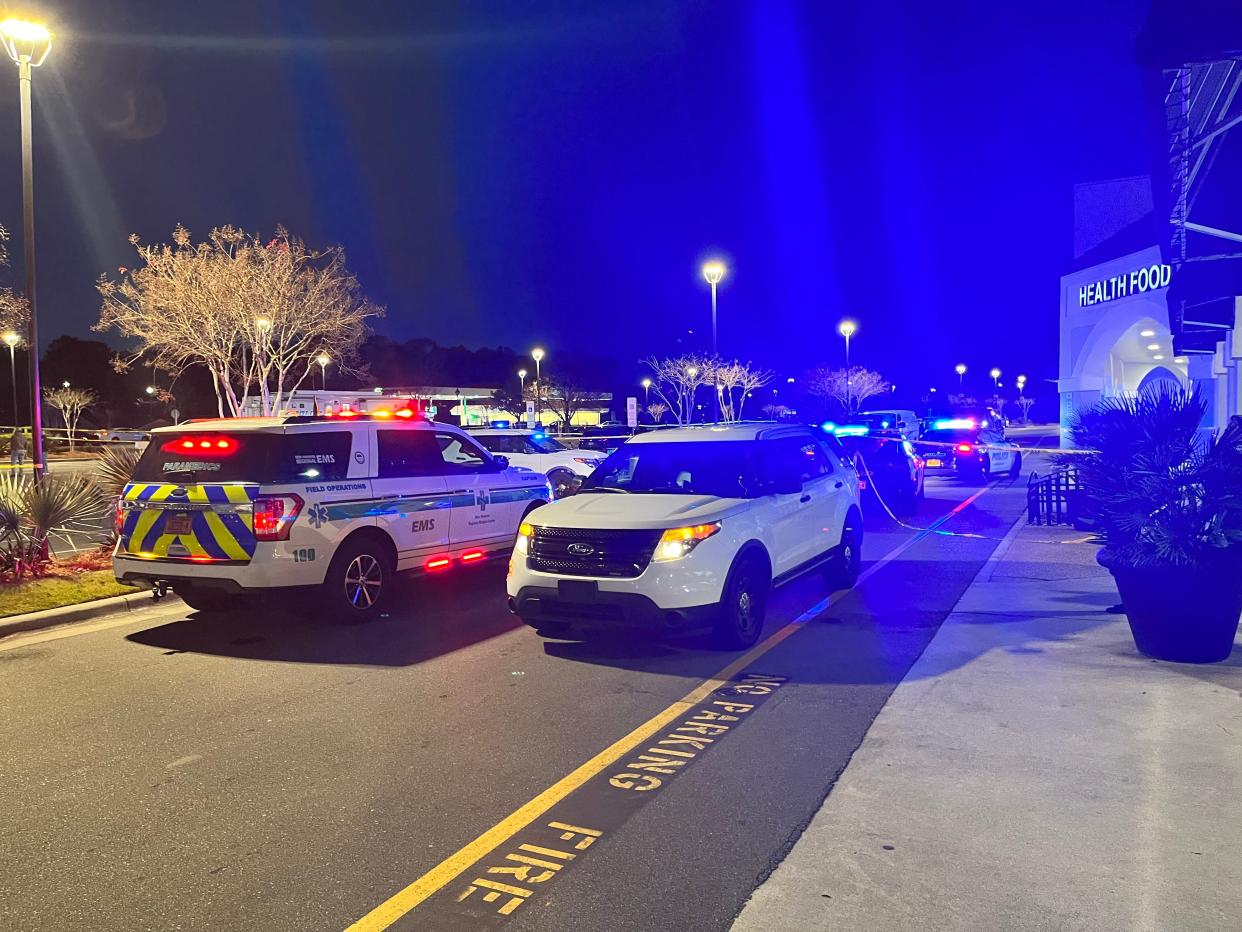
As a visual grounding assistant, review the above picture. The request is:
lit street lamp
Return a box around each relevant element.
[990,367,1001,390]
[517,368,527,394]
[1016,373,1027,397]
[702,259,726,424]
[3,331,19,429]
[837,319,857,367]
[0,18,51,477]
[955,363,966,388]
[145,385,156,396]
[316,352,330,390]
[531,347,545,419]
[641,377,651,406]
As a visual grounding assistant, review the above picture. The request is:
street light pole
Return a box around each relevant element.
[1,20,51,479]
[837,319,857,412]
[531,348,544,423]
[4,332,18,430]
[955,363,966,388]
[701,260,726,424]
[316,352,330,392]
[641,377,651,407]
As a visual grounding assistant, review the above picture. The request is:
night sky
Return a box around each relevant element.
[0,0,1152,397]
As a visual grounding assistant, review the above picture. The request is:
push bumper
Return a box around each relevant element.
[509,585,718,632]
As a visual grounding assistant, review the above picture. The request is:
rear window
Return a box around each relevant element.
[919,429,978,445]
[132,430,353,484]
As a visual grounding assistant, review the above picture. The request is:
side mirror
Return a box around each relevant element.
[491,454,510,470]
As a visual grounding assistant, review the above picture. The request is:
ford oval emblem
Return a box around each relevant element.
[567,542,595,556]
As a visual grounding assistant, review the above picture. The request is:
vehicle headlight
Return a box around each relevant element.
[652,522,721,562]
[516,521,535,556]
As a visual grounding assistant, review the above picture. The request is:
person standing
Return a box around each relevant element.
[9,426,27,466]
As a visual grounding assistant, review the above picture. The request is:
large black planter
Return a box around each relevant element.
[1099,549,1242,663]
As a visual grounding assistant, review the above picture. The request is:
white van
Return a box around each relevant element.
[113,413,550,619]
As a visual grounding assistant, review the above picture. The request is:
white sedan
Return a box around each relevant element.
[470,428,605,497]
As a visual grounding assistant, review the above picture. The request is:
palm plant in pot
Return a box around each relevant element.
[1069,388,1242,663]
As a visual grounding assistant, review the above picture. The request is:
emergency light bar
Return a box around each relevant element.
[933,418,976,430]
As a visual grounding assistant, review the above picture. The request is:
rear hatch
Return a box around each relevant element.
[118,432,265,563]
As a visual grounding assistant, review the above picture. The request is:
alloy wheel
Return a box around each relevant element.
[344,553,383,608]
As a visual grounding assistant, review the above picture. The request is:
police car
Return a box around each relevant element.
[113,411,551,619]
[507,423,862,649]
[469,427,604,497]
[915,418,1022,481]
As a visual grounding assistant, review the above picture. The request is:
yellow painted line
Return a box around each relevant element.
[347,482,997,931]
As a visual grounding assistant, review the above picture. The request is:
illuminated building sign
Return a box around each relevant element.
[1078,263,1171,307]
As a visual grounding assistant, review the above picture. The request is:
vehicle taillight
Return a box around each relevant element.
[252,494,303,541]
[162,435,239,455]
[113,499,125,535]
[955,443,973,454]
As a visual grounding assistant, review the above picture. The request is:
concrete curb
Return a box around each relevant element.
[0,589,182,639]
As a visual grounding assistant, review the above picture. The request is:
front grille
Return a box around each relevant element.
[528,526,662,578]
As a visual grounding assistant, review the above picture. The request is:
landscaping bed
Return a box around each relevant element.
[0,569,136,618]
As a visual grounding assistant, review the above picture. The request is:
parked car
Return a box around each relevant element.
[507,423,862,649]
[915,418,1022,481]
[469,427,605,498]
[113,413,550,618]
[857,409,921,441]
[838,432,925,513]
[576,422,631,454]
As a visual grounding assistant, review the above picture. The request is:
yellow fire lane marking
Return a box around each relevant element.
[347,482,998,930]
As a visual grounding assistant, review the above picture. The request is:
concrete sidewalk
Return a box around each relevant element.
[733,522,1242,932]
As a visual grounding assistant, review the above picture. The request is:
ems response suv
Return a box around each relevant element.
[113,413,550,618]
[507,424,862,649]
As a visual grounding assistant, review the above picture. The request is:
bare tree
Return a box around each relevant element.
[646,401,669,424]
[1016,395,1036,424]
[0,225,29,337]
[96,225,383,417]
[804,366,890,415]
[762,403,790,420]
[542,374,604,427]
[642,355,714,424]
[43,387,96,451]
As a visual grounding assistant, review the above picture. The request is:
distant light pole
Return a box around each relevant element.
[641,377,651,406]
[955,363,966,388]
[1,19,51,478]
[702,260,726,424]
[686,365,699,423]
[1016,374,1027,397]
[3,331,19,428]
[517,368,527,395]
[316,352,330,390]
[990,367,1001,390]
[838,319,857,411]
[531,347,545,420]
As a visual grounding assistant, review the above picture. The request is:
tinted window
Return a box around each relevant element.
[132,431,353,483]
[529,434,566,453]
[764,437,833,485]
[378,430,441,478]
[476,434,522,455]
[582,440,760,498]
[435,433,493,473]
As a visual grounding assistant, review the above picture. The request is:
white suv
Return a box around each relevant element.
[470,428,604,497]
[507,424,862,648]
[113,412,550,619]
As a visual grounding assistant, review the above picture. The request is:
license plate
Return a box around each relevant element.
[925,458,943,468]
[165,512,193,535]
[558,579,599,602]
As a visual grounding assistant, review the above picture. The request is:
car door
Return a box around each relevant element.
[757,438,815,576]
[787,434,846,560]
[979,429,1012,474]
[372,429,451,571]
[433,431,520,551]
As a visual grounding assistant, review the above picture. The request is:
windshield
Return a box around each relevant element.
[529,434,566,453]
[581,440,760,498]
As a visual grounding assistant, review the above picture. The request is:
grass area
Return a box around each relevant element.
[0,570,137,618]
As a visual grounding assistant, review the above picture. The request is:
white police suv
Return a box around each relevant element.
[469,427,604,497]
[113,411,550,619]
[507,423,862,649]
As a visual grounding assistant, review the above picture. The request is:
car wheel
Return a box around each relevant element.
[322,537,394,621]
[534,621,572,639]
[712,554,769,650]
[1008,453,1023,479]
[824,514,863,590]
[177,585,240,614]
[546,467,578,499]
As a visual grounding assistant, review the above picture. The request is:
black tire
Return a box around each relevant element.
[533,621,572,639]
[1008,452,1023,479]
[321,535,395,621]
[546,468,578,500]
[177,585,239,614]
[824,512,863,590]
[711,554,769,650]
